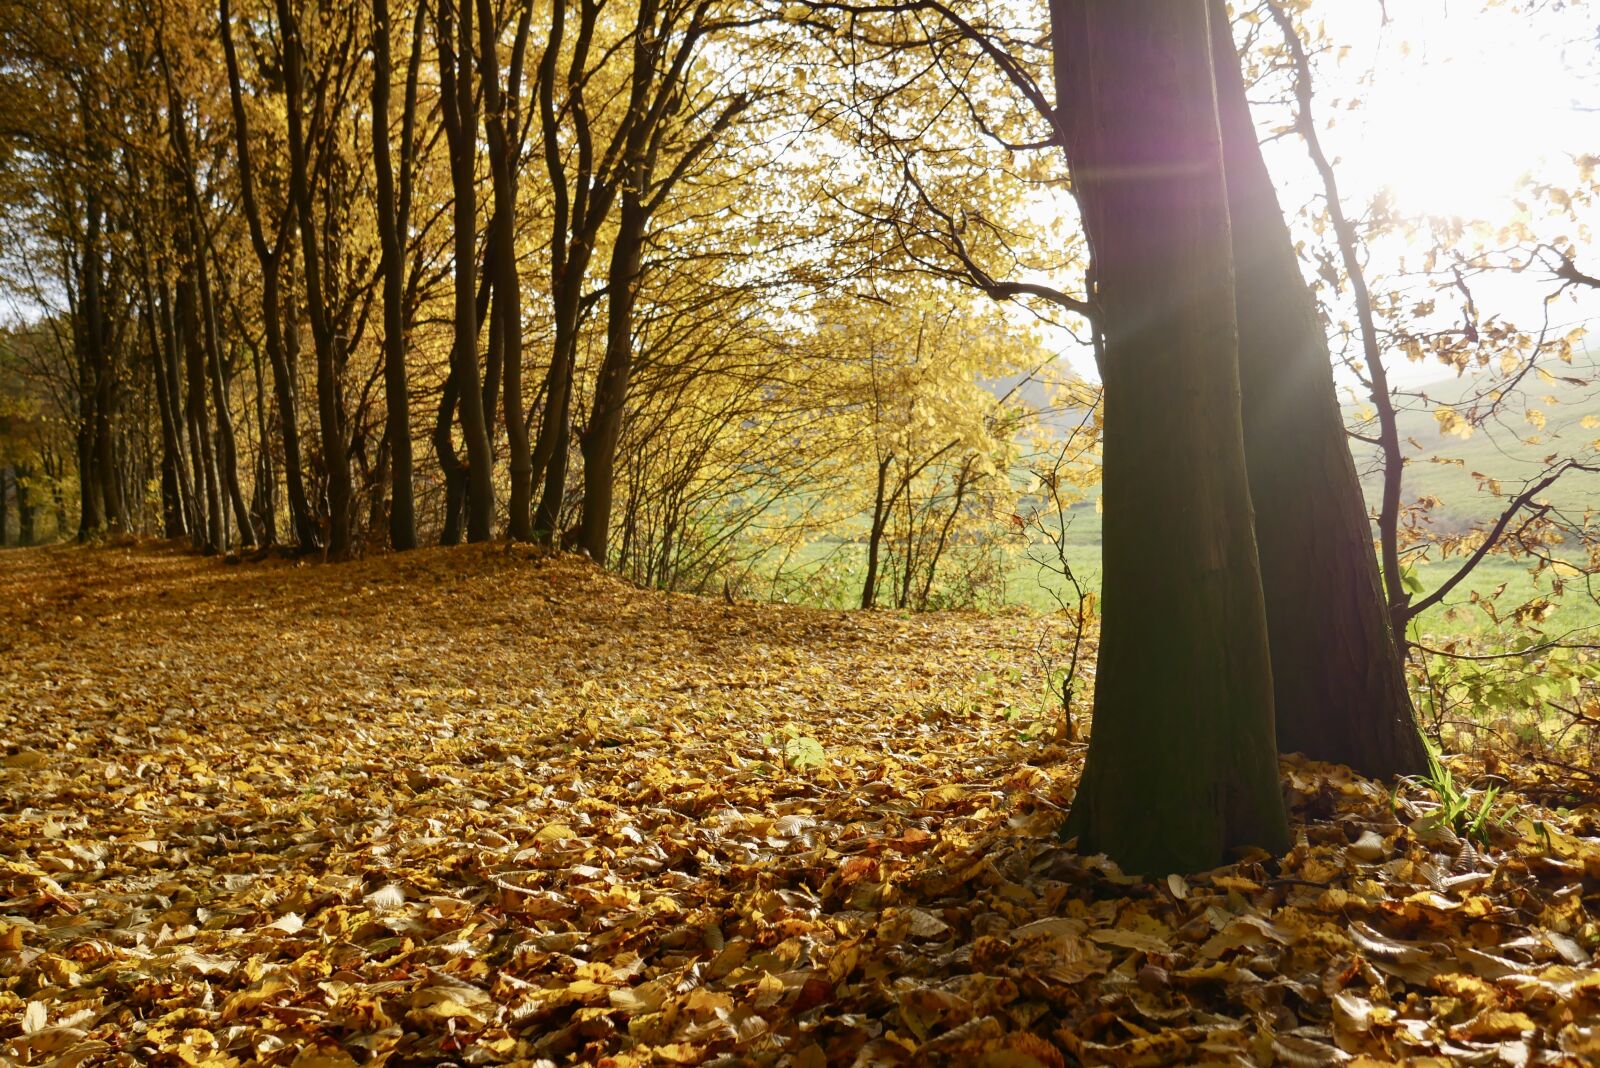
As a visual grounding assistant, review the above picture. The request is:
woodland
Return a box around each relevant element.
[2,0,1600,1064]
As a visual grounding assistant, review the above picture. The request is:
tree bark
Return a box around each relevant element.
[278,0,354,559]
[81,199,125,534]
[15,465,34,545]
[477,0,534,541]
[177,275,223,553]
[143,301,188,538]
[220,0,321,553]
[373,0,417,550]
[1055,0,1289,875]
[436,0,495,542]
[1208,2,1426,779]
[861,455,893,609]
[578,195,646,561]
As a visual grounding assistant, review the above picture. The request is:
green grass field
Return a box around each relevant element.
[758,372,1599,641]
[764,499,1598,644]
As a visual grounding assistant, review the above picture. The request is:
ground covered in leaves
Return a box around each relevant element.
[3,543,1600,1067]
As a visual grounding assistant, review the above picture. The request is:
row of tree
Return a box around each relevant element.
[0,0,1078,604]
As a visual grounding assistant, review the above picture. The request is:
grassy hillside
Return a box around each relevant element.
[1349,371,1600,533]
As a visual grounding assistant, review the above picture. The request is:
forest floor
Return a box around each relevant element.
[2,543,1600,1066]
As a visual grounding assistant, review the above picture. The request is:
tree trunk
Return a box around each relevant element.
[219,0,320,553]
[861,455,893,609]
[249,334,276,543]
[75,386,101,540]
[15,465,34,546]
[1208,1,1425,779]
[436,0,494,542]
[373,0,417,550]
[578,195,646,561]
[144,302,187,538]
[202,307,253,549]
[1054,0,1289,875]
[82,202,125,534]
[478,0,534,541]
[278,0,354,559]
[434,370,468,545]
[177,276,223,553]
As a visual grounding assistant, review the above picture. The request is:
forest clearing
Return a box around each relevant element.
[4,543,1600,1066]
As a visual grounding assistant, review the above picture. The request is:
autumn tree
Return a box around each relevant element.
[1053,0,1290,873]
[1208,0,1426,777]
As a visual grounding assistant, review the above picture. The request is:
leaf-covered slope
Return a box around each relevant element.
[1,544,1599,1066]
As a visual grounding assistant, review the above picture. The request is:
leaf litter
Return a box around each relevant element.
[1,543,1599,1066]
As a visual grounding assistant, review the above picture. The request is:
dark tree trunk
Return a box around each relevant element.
[278,0,354,559]
[433,239,498,547]
[1208,2,1426,779]
[75,390,101,541]
[158,71,250,549]
[436,0,495,541]
[1055,0,1289,875]
[477,0,534,541]
[434,370,468,545]
[201,299,253,548]
[155,273,200,540]
[0,466,9,546]
[177,276,223,553]
[144,303,187,538]
[861,455,893,610]
[249,336,276,543]
[82,202,125,534]
[220,0,320,553]
[372,0,417,550]
[578,195,646,561]
[15,465,34,546]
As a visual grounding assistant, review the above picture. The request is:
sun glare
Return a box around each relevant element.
[1330,5,1596,223]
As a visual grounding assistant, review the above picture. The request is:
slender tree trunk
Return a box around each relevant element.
[75,377,101,540]
[478,0,533,541]
[372,0,417,550]
[578,196,645,560]
[158,72,249,548]
[861,455,893,609]
[262,260,320,551]
[897,481,918,609]
[15,466,34,546]
[1208,2,1425,778]
[177,276,223,553]
[436,0,494,541]
[144,304,187,538]
[219,0,320,553]
[1055,0,1289,875]
[919,462,971,609]
[434,370,468,545]
[140,258,191,537]
[433,239,498,546]
[249,337,276,543]
[155,274,198,537]
[82,202,125,534]
[0,466,9,547]
[278,0,354,559]
[202,314,253,548]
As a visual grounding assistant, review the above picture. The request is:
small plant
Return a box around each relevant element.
[1402,740,1515,848]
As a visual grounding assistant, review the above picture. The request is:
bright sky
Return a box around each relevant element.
[1316,1,1597,222]
[1050,1,1600,386]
